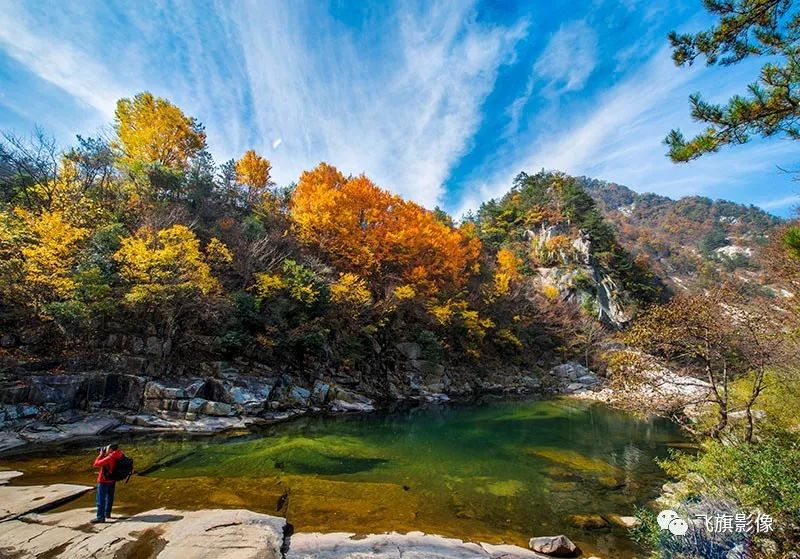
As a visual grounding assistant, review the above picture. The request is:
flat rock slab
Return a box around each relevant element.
[57,415,121,438]
[286,532,550,559]
[0,470,23,485]
[0,483,93,521]
[62,508,286,559]
[116,414,267,434]
[0,516,97,557]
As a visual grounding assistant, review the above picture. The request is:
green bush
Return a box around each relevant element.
[651,429,800,557]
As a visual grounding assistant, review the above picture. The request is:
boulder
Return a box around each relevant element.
[329,400,375,413]
[27,374,86,410]
[93,373,147,410]
[395,342,422,360]
[549,362,589,382]
[528,535,578,557]
[144,398,190,414]
[287,386,311,407]
[564,383,586,393]
[143,381,187,400]
[187,398,207,415]
[229,379,273,410]
[202,401,235,417]
[186,398,233,417]
[311,381,331,405]
[518,376,542,390]
[333,388,373,406]
[0,515,97,557]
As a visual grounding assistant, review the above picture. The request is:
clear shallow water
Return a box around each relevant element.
[2,398,684,557]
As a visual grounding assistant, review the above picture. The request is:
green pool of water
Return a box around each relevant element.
[2,398,685,557]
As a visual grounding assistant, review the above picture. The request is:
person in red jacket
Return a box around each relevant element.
[91,443,122,523]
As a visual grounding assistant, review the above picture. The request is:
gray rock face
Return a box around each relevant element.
[528,535,578,557]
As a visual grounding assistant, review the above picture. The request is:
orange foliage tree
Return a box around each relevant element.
[290,163,480,294]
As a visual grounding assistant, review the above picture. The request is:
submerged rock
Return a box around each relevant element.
[606,514,639,529]
[528,535,578,557]
[566,514,608,530]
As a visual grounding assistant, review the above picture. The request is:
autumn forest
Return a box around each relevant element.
[0,91,658,377]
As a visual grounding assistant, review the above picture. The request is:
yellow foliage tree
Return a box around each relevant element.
[113,92,206,171]
[205,237,234,269]
[494,248,522,295]
[330,273,372,308]
[114,224,221,304]
[291,163,480,295]
[235,150,272,206]
[14,209,88,311]
[253,273,286,299]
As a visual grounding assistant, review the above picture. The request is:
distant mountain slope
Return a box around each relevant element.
[576,176,783,288]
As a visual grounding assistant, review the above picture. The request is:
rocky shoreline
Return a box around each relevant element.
[0,353,709,456]
[0,471,599,559]
[0,349,617,456]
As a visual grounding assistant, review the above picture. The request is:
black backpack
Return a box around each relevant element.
[108,454,134,482]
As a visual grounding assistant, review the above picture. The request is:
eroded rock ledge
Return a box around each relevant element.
[0,473,557,559]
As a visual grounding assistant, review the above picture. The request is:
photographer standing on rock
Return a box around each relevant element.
[91,443,123,523]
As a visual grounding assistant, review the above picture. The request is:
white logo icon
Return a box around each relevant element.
[657,510,688,536]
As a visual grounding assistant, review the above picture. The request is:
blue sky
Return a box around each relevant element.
[0,0,798,217]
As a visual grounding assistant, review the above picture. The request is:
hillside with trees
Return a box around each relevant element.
[577,176,783,291]
[0,92,656,389]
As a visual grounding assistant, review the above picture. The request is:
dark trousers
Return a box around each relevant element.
[96,482,116,519]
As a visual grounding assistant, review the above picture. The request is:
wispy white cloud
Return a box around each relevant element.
[759,193,800,210]
[0,0,527,209]
[533,20,597,96]
[232,0,527,206]
[0,2,127,117]
[505,19,597,139]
